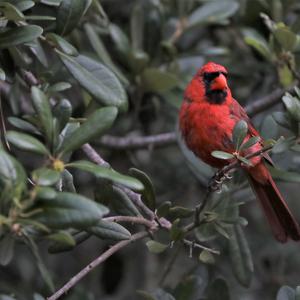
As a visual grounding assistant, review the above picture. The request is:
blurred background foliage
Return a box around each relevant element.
[1,0,300,299]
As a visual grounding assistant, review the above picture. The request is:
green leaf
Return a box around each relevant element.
[0,25,43,49]
[233,120,248,150]
[170,219,184,241]
[269,166,300,183]
[214,222,230,239]
[240,136,260,151]
[296,286,300,300]
[83,23,129,85]
[47,231,75,248]
[0,150,26,199]
[237,155,253,166]
[6,131,49,155]
[173,275,205,300]
[0,68,5,81]
[130,2,144,51]
[146,240,168,254]
[141,68,178,93]
[68,161,144,191]
[137,289,175,300]
[17,218,50,233]
[48,82,72,93]
[57,106,117,154]
[272,136,295,154]
[199,250,215,265]
[278,64,293,87]
[56,0,88,35]
[276,286,295,300]
[15,1,35,12]
[24,233,55,292]
[31,87,53,143]
[52,98,72,131]
[156,201,171,218]
[48,231,90,253]
[34,192,109,229]
[106,185,141,216]
[272,112,291,129]
[129,168,155,210]
[46,33,78,56]
[168,206,194,218]
[0,2,25,21]
[109,23,131,59]
[35,186,57,200]
[228,224,253,287]
[274,27,297,51]
[196,223,218,242]
[207,278,230,300]
[41,0,62,6]
[61,169,76,193]
[25,15,56,21]
[58,53,128,110]
[243,28,272,59]
[33,294,45,300]
[8,117,41,135]
[89,220,131,240]
[282,93,300,122]
[211,150,234,160]
[0,235,14,266]
[187,0,239,29]
[32,168,60,186]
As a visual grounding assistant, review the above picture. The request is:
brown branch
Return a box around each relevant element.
[184,143,274,232]
[81,143,110,167]
[182,239,220,255]
[99,132,177,150]
[81,143,172,229]
[245,86,294,117]
[103,215,156,229]
[47,231,148,300]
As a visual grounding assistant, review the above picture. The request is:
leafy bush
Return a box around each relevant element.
[0,0,300,299]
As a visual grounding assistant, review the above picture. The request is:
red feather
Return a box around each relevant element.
[179,61,300,242]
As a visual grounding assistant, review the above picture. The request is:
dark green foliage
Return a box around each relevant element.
[0,0,300,299]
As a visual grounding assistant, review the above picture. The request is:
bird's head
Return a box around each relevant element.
[197,62,229,104]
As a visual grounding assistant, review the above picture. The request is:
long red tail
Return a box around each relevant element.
[248,165,300,243]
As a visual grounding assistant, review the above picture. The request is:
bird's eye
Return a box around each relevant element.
[203,72,220,81]
[203,71,228,82]
[221,72,228,78]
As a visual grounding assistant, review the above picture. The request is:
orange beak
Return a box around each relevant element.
[210,74,228,90]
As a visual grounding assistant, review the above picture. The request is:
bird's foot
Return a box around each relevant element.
[208,169,235,192]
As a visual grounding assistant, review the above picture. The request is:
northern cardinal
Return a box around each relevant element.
[179,61,300,242]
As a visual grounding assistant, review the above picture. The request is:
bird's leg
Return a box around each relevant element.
[208,168,236,192]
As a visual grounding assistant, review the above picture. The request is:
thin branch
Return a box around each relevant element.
[245,86,293,117]
[19,68,39,86]
[80,143,171,229]
[119,186,155,220]
[183,239,220,255]
[169,17,187,44]
[210,143,274,188]
[184,143,274,232]
[103,215,156,229]
[47,231,148,300]
[99,132,177,150]
[81,143,110,167]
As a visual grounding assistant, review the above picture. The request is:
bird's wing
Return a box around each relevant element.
[230,98,274,166]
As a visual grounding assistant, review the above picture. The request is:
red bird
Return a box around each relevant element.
[179,61,300,242]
